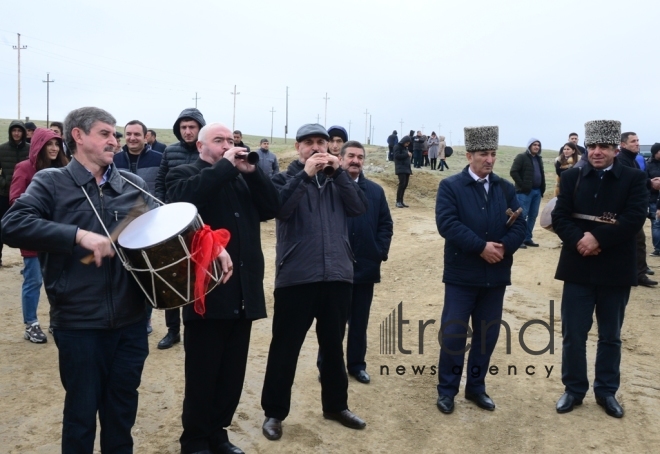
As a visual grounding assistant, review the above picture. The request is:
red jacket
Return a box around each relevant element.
[10,128,64,258]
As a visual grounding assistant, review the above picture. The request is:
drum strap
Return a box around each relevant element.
[80,185,124,263]
[119,174,165,206]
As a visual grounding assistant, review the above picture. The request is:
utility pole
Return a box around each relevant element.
[323,92,330,127]
[399,119,404,133]
[285,86,289,144]
[369,114,372,144]
[42,72,55,127]
[192,92,201,108]
[230,85,240,131]
[449,130,452,146]
[421,124,425,134]
[348,120,352,139]
[438,123,442,133]
[316,114,320,123]
[269,107,276,143]
[364,109,369,143]
[371,125,375,145]
[13,33,27,119]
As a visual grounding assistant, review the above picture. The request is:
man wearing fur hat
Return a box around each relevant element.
[510,138,545,248]
[435,126,526,414]
[552,120,647,418]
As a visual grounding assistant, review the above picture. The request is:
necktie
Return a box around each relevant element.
[477,178,488,201]
[597,170,605,179]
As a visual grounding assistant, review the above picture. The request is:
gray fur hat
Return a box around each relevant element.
[584,120,621,146]
[464,126,498,152]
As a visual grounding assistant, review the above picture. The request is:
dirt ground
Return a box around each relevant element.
[1,152,659,453]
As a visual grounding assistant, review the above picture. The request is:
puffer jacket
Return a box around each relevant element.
[0,120,29,197]
[154,108,206,201]
[272,160,367,289]
[10,128,65,258]
[113,144,163,195]
[393,136,412,175]
[510,138,546,195]
[2,159,158,329]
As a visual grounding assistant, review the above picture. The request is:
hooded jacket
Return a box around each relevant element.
[393,136,412,175]
[510,137,546,195]
[154,108,206,201]
[272,160,367,289]
[0,120,29,197]
[10,128,66,258]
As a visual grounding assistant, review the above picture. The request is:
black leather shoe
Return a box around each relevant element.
[523,240,539,247]
[396,202,404,208]
[638,275,658,287]
[596,395,624,418]
[556,392,583,413]
[350,370,371,384]
[188,450,212,454]
[157,332,181,350]
[519,244,527,249]
[465,391,495,410]
[323,409,366,429]
[401,203,409,208]
[436,395,454,414]
[215,441,244,454]
[646,267,655,275]
[262,417,282,440]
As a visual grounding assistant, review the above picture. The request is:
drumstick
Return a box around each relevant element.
[80,198,150,265]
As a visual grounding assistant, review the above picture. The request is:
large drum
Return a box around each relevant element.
[117,202,223,309]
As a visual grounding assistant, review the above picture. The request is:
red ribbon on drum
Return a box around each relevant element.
[191,224,231,316]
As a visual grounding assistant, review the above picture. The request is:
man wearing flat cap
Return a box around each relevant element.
[327,125,348,156]
[261,123,368,440]
[552,120,647,418]
[24,121,37,144]
[435,126,526,414]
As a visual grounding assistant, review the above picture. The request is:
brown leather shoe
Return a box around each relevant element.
[262,417,282,440]
[323,409,366,429]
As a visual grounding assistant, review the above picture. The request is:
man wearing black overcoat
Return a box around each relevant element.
[552,120,647,418]
[166,122,280,454]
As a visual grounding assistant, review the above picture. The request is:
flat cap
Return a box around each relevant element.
[260,138,269,144]
[464,126,498,152]
[24,122,37,130]
[584,120,621,146]
[296,123,330,142]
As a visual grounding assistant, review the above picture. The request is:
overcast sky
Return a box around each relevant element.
[1,0,658,149]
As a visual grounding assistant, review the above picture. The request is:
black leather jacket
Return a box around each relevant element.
[2,159,158,329]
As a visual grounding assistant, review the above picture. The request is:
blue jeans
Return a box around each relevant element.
[650,203,660,252]
[52,321,149,453]
[22,257,43,325]
[516,188,542,242]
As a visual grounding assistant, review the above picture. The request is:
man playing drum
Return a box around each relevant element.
[165,122,280,454]
[2,107,159,453]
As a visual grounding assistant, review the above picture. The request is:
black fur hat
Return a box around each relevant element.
[584,120,621,146]
[464,126,498,152]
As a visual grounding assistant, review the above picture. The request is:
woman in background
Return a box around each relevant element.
[10,128,68,343]
[428,132,440,170]
[554,142,580,197]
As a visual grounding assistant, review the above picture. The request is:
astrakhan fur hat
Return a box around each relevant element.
[584,120,621,146]
[464,126,498,152]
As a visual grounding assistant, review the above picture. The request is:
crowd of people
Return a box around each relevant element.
[0,108,656,452]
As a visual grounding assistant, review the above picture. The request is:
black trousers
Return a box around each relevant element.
[317,282,375,374]
[388,146,394,161]
[636,228,648,279]
[180,318,252,453]
[261,282,351,420]
[165,307,181,334]
[561,282,629,399]
[0,195,9,261]
[396,174,410,203]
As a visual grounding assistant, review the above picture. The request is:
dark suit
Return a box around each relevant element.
[552,159,647,399]
[435,167,525,397]
[165,158,280,453]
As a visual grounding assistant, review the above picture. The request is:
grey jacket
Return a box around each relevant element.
[272,160,367,289]
[2,159,158,329]
[256,147,279,178]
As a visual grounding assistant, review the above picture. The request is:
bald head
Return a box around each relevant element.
[197,123,235,164]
